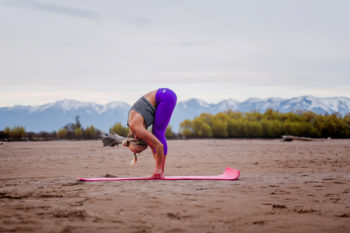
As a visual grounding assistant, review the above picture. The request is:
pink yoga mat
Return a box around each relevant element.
[77,167,240,181]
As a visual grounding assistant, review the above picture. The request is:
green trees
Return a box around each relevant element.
[2,126,26,140]
[192,118,213,137]
[180,109,350,138]
[165,125,175,138]
[85,125,99,139]
[179,119,193,137]
[56,115,102,139]
[109,122,129,137]
[2,111,350,141]
[57,128,68,139]
[1,115,102,141]
[180,115,213,138]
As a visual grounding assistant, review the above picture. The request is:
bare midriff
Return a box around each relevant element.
[128,90,157,135]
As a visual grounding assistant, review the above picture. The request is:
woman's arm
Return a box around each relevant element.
[152,146,167,175]
[132,125,164,177]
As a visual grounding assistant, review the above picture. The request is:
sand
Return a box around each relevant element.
[0,139,349,233]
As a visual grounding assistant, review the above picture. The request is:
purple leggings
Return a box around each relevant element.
[153,88,177,155]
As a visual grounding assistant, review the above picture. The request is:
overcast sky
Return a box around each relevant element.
[1,0,349,106]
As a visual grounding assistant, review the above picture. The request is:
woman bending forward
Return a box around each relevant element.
[126,88,177,179]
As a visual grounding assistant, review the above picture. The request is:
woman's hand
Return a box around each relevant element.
[130,125,165,179]
[151,168,164,179]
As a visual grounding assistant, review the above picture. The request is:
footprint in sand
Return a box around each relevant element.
[253,220,266,225]
[293,208,317,214]
[272,204,287,209]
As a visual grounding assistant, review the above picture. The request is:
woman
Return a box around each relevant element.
[126,88,177,179]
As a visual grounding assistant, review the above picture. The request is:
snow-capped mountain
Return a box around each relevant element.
[278,96,350,114]
[0,100,130,133]
[238,97,284,113]
[1,96,349,133]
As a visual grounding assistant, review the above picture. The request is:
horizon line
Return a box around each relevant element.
[1,95,350,108]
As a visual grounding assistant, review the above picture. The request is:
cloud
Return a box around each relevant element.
[117,14,153,27]
[176,41,215,47]
[1,0,349,106]
[3,0,98,20]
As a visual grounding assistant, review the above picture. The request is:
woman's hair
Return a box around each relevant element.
[124,133,148,165]
[124,133,147,164]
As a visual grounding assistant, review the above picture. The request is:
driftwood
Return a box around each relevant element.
[101,133,147,147]
[281,135,329,142]
[101,133,125,147]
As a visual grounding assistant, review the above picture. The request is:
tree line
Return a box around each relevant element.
[1,110,350,141]
[0,115,177,141]
[180,109,350,138]
[0,116,103,141]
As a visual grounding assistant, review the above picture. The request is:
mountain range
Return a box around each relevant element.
[1,96,349,133]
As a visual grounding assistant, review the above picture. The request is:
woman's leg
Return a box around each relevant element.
[152,88,177,156]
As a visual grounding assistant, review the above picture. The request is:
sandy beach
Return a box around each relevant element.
[0,139,349,233]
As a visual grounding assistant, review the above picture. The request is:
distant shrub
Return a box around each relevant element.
[57,128,68,139]
[180,109,350,138]
[85,125,101,139]
[165,125,175,139]
[180,119,193,137]
[3,127,11,138]
[11,126,26,140]
[0,126,26,141]
[109,123,129,137]
[212,118,228,138]
[1,115,103,141]
[75,128,83,138]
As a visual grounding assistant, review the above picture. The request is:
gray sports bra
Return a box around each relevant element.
[127,96,156,129]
